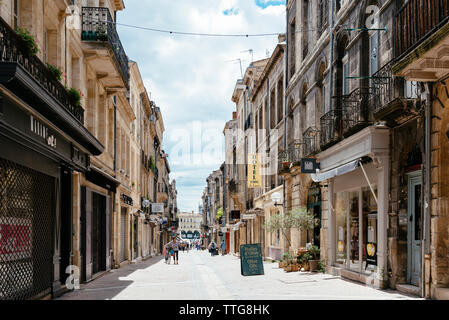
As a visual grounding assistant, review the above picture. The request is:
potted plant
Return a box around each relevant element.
[308,245,320,272]
[16,27,39,56]
[299,252,312,271]
[279,252,290,268]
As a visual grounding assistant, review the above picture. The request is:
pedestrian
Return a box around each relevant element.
[167,237,180,264]
[220,239,226,256]
[163,243,172,264]
[208,241,217,257]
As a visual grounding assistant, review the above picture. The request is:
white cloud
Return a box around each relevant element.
[117,0,284,211]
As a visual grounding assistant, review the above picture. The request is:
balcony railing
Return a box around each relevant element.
[395,0,449,59]
[278,145,302,174]
[81,7,129,84]
[371,61,419,116]
[341,87,375,136]
[0,17,84,124]
[320,109,341,148]
[303,127,320,156]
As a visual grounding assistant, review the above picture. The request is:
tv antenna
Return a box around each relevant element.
[225,58,244,78]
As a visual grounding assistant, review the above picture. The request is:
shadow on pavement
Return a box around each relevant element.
[57,256,165,300]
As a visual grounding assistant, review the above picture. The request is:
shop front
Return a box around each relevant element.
[313,126,390,288]
[0,83,102,298]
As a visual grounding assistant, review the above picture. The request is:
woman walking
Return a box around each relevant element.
[167,237,180,264]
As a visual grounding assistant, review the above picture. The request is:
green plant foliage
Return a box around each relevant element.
[16,27,39,56]
[308,245,320,260]
[66,87,81,107]
[318,260,326,273]
[46,63,62,81]
[216,207,223,220]
[289,207,320,231]
[281,252,292,262]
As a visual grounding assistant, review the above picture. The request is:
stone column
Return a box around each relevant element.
[327,179,335,266]
[377,154,390,288]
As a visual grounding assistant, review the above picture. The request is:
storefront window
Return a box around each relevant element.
[349,191,360,271]
[362,187,377,273]
[335,192,347,265]
[334,186,378,273]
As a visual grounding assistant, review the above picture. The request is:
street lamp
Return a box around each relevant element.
[271,192,282,207]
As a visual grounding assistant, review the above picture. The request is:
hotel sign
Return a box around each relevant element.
[247,154,261,188]
[301,158,319,174]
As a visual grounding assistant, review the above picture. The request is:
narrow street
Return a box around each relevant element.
[58,250,419,300]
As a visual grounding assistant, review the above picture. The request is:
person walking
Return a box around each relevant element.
[220,239,226,256]
[167,237,180,264]
[163,243,172,264]
[208,241,217,257]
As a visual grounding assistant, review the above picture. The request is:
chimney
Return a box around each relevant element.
[232,112,237,120]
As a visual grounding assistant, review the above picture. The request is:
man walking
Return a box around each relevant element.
[208,241,217,257]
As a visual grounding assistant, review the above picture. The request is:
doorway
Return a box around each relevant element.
[120,208,127,262]
[133,217,139,259]
[407,171,422,287]
[307,183,322,247]
[91,192,106,275]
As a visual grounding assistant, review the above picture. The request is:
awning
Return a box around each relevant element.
[311,159,359,182]
[86,165,121,192]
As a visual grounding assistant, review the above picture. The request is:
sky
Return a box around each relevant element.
[117,0,286,212]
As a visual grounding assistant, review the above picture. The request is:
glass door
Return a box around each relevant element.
[407,172,422,286]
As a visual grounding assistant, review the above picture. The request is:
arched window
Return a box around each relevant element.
[300,82,308,136]
[317,62,327,117]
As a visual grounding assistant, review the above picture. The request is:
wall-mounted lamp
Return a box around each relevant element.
[271,192,283,207]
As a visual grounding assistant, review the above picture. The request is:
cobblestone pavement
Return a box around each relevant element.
[58,250,421,300]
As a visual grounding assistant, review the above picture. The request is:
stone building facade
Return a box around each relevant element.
[0,0,176,299]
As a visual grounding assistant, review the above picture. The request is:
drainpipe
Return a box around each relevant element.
[423,83,432,298]
[243,89,248,244]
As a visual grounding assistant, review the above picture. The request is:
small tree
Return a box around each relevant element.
[264,213,294,247]
[264,206,320,248]
[290,207,320,232]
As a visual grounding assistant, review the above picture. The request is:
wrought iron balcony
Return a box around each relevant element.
[340,87,375,137]
[303,127,320,156]
[278,144,302,175]
[371,61,419,122]
[395,0,449,59]
[81,7,129,84]
[320,109,341,149]
[0,16,84,124]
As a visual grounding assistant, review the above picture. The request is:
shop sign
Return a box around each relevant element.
[240,244,264,276]
[151,203,164,213]
[221,227,228,232]
[121,194,133,206]
[30,115,57,149]
[247,154,261,188]
[301,158,319,174]
[242,214,256,220]
[366,242,377,266]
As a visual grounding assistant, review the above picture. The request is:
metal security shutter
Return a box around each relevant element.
[120,209,126,262]
[0,158,54,300]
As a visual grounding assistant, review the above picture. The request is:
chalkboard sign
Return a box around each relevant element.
[240,244,264,276]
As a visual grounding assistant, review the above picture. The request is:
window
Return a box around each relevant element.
[13,0,19,29]
[277,78,283,125]
[369,32,379,87]
[319,0,329,34]
[289,20,296,78]
[302,0,310,60]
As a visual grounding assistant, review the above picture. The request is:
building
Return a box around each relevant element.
[0,0,105,299]
[178,212,202,240]
[392,0,449,299]
[0,0,176,299]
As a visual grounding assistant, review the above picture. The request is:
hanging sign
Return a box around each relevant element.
[240,244,264,276]
[151,203,164,213]
[301,158,319,174]
[247,154,261,188]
